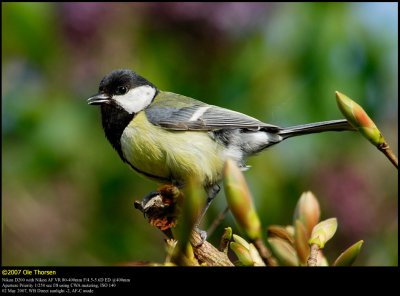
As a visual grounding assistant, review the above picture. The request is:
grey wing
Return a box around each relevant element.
[145,103,280,132]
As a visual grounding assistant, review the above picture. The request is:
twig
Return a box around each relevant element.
[190,231,234,266]
[378,142,398,169]
[253,238,278,266]
[134,187,234,266]
[307,244,319,267]
[207,206,230,238]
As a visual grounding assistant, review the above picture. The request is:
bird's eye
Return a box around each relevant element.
[116,86,128,95]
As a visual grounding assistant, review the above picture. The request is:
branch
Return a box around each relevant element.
[190,231,234,266]
[134,186,233,266]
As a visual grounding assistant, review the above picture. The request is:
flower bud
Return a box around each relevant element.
[335,91,385,146]
[230,234,265,266]
[230,242,254,266]
[285,225,295,237]
[178,178,203,251]
[268,237,299,266]
[293,191,320,238]
[220,227,233,253]
[268,225,294,245]
[248,243,266,266]
[309,218,338,249]
[224,159,262,240]
[294,220,309,265]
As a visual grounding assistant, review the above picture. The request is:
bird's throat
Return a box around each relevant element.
[100,104,135,161]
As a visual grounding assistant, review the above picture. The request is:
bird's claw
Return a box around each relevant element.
[193,225,207,247]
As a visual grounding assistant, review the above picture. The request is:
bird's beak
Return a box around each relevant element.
[87,93,111,105]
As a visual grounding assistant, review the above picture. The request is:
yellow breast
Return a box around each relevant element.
[120,112,225,185]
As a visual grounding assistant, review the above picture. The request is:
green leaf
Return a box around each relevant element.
[333,240,364,266]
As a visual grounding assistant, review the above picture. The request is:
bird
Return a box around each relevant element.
[87,69,355,239]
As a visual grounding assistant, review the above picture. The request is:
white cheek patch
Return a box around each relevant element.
[113,85,156,114]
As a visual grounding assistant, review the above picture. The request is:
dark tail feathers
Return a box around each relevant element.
[278,119,355,139]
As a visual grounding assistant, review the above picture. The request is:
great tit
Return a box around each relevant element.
[88,69,354,234]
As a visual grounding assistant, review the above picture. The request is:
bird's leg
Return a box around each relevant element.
[193,184,221,243]
[171,178,184,189]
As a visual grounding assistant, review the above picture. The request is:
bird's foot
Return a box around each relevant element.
[192,225,207,247]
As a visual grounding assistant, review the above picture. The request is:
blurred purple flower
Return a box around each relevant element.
[55,2,271,93]
[312,165,380,238]
[59,3,116,45]
[148,2,270,36]
[57,3,114,90]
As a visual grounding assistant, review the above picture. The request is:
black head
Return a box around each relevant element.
[87,69,158,113]
[87,69,158,162]
[100,69,156,98]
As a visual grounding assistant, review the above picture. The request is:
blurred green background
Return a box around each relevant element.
[2,2,397,266]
